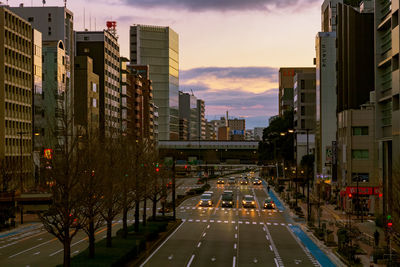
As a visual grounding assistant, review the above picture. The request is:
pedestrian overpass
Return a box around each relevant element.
[158,140,259,164]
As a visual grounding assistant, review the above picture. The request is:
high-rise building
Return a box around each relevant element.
[37,40,66,149]
[120,57,130,135]
[130,25,179,140]
[315,32,337,182]
[197,99,206,140]
[179,92,198,140]
[126,65,155,141]
[336,1,374,113]
[0,7,34,189]
[321,0,342,32]
[293,71,316,132]
[11,5,75,132]
[374,0,399,227]
[279,67,316,116]
[74,56,100,134]
[76,30,121,137]
[205,120,217,140]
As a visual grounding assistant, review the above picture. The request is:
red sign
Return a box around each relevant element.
[345,186,380,195]
[44,149,53,160]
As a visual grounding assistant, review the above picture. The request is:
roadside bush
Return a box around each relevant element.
[177,194,185,199]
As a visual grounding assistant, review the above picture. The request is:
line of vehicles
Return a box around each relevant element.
[199,174,276,209]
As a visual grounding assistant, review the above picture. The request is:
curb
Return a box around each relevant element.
[129,219,182,267]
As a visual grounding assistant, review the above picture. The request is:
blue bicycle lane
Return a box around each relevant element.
[263,180,337,267]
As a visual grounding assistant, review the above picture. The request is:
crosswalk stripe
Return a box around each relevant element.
[202,220,207,222]
[245,222,250,224]
[210,220,214,223]
[196,219,200,222]
[239,221,243,224]
[217,220,222,223]
[232,221,235,224]
[252,222,257,225]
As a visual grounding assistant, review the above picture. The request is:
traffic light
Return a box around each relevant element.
[348,193,353,199]
[387,214,393,231]
[156,168,160,172]
[184,165,187,169]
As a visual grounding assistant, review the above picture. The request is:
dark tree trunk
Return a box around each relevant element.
[88,218,95,258]
[134,200,140,232]
[106,218,112,247]
[63,236,71,267]
[152,196,157,220]
[122,206,128,238]
[143,199,147,226]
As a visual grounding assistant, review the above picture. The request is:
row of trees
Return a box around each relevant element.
[40,122,172,266]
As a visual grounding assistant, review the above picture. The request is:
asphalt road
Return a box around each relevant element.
[141,174,321,267]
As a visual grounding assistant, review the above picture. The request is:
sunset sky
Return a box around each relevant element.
[13,0,321,128]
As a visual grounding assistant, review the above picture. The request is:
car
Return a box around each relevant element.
[253,178,262,185]
[240,178,248,185]
[199,194,213,207]
[242,195,256,208]
[221,191,234,207]
[228,177,236,184]
[217,178,225,184]
[263,198,275,209]
[204,191,214,196]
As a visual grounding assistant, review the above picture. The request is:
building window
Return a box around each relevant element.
[84,48,89,53]
[28,17,34,22]
[92,98,97,107]
[351,173,369,183]
[301,80,305,89]
[352,127,368,136]
[92,83,97,92]
[301,106,305,116]
[301,119,305,129]
[301,93,305,102]
[352,149,369,159]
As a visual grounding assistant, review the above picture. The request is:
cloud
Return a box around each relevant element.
[180,66,279,128]
[123,0,317,12]
[180,66,278,81]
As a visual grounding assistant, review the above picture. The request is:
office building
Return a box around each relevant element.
[74,56,100,134]
[315,32,337,182]
[337,101,379,214]
[179,118,189,141]
[293,71,316,131]
[76,30,121,137]
[279,67,315,116]
[130,25,179,140]
[0,7,34,189]
[374,0,399,227]
[179,92,198,140]
[120,57,130,135]
[321,0,342,32]
[206,120,217,140]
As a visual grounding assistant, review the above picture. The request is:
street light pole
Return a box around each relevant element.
[17,131,29,225]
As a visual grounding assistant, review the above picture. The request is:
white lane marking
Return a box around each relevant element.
[281,223,285,226]
[267,223,271,225]
[269,245,273,251]
[274,223,278,226]
[207,225,210,229]
[187,254,195,267]
[252,222,257,225]
[233,256,236,267]
[188,219,193,222]
[274,258,279,267]
[9,238,55,258]
[235,226,238,230]
[245,222,250,224]
[238,221,243,224]
[197,242,201,248]
[202,220,207,223]
[182,219,187,222]
[140,221,185,267]
[192,207,195,210]
[33,251,40,255]
[259,222,263,225]
[210,220,214,223]
[49,238,87,256]
[288,223,292,226]
[234,243,237,249]
[217,220,222,223]
[224,221,228,224]
[234,234,237,239]
[266,235,269,240]
[202,233,206,237]
[232,221,236,224]
[264,223,284,267]
[195,219,200,222]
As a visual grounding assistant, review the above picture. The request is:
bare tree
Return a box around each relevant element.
[38,116,86,267]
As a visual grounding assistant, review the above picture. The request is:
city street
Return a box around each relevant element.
[141,174,327,267]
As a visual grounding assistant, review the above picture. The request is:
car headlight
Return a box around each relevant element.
[229,201,232,204]
[242,200,245,203]
[222,201,226,204]
[208,201,212,204]
[251,201,255,204]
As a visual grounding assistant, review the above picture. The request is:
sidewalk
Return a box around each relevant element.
[282,186,388,267]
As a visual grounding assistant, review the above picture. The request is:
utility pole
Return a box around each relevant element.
[172,159,176,221]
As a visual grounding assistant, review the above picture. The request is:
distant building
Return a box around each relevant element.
[254,127,265,141]
[228,118,245,141]
[179,119,189,141]
[279,67,315,116]
[197,99,206,140]
[218,127,229,141]
[74,56,100,134]
[130,25,179,140]
[120,57,130,135]
[76,30,121,137]
[179,92,198,140]
[206,121,217,140]
[245,130,254,141]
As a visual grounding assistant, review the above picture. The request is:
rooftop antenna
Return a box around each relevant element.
[95,17,96,31]
[42,0,46,6]
[83,8,85,30]
[89,12,91,31]
[191,89,194,96]
[64,0,67,7]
